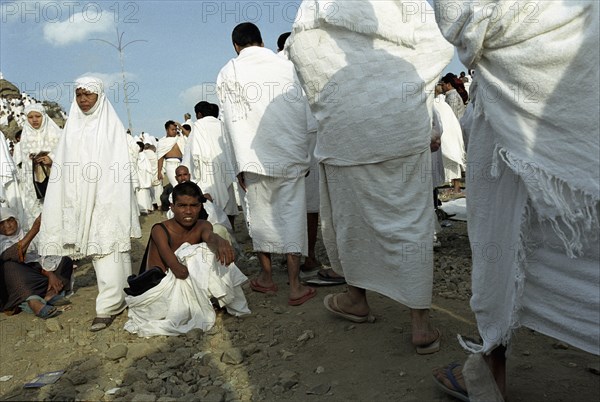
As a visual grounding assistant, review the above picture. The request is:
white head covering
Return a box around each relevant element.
[20,103,62,161]
[0,207,23,254]
[37,76,141,258]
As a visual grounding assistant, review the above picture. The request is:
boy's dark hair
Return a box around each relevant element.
[182,124,191,132]
[172,181,207,204]
[277,32,291,51]
[164,120,176,130]
[232,22,263,48]
[195,101,220,119]
[210,103,219,118]
[172,181,209,221]
[194,101,213,118]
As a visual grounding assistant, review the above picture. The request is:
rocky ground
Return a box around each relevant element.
[0,207,598,402]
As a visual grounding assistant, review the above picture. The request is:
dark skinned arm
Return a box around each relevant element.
[150,224,189,279]
[200,221,235,266]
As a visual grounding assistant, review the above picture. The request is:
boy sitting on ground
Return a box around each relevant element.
[124,181,250,337]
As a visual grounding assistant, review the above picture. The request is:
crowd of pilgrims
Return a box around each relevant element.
[0,66,470,323]
[1,1,599,398]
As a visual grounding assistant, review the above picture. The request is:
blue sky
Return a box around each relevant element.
[1,1,465,137]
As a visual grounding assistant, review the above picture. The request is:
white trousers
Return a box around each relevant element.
[164,159,181,187]
[136,188,153,214]
[151,183,163,205]
[93,251,132,317]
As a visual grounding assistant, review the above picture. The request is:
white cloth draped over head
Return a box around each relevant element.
[0,130,25,224]
[287,0,454,166]
[216,46,311,178]
[124,242,250,337]
[0,207,23,254]
[18,103,63,229]
[0,206,60,269]
[184,117,237,210]
[435,0,599,256]
[38,76,141,259]
[20,103,62,163]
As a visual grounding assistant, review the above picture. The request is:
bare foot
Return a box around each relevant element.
[301,257,321,271]
[412,328,440,347]
[289,284,316,301]
[27,299,46,316]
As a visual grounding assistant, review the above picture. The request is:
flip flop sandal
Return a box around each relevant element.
[416,328,442,355]
[323,294,375,323]
[36,304,61,319]
[432,363,470,402]
[249,279,278,294]
[47,294,72,307]
[317,269,346,284]
[288,287,317,306]
[90,315,116,332]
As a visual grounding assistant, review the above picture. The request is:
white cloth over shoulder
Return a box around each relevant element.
[38,77,141,259]
[156,135,186,160]
[288,0,453,165]
[216,46,310,178]
[124,242,250,337]
[185,117,237,211]
[436,0,599,250]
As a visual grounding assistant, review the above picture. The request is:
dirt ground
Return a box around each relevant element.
[0,208,598,401]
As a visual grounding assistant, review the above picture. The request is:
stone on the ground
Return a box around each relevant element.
[105,344,128,360]
[221,348,244,365]
[306,384,331,395]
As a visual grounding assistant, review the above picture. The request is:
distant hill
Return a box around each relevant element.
[0,78,67,140]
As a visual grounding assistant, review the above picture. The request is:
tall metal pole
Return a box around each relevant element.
[90,28,147,133]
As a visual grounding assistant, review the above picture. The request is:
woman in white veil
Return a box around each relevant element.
[18,104,62,230]
[38,76,141,331]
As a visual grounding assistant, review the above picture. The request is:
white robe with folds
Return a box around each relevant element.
[434,95,465,181]
[216,46,310,179]
[38,84,141,259]
[288,0,454,166]
[18,104,62,230]
[217,46,311,253]
[288,0,452,306]
[436,0,600,356]
[183,117,237,214]
[0,131,25,225]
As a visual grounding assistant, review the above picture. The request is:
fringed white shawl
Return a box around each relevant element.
[216,46,310,178]
[38,77,141,259]
[287,0,454,165]
[435,0,599,256]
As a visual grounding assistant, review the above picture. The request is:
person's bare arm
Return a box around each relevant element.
[1,215,41,262]
[151,225,189,279]
[200,222,235,265]
[157,157,164,181]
